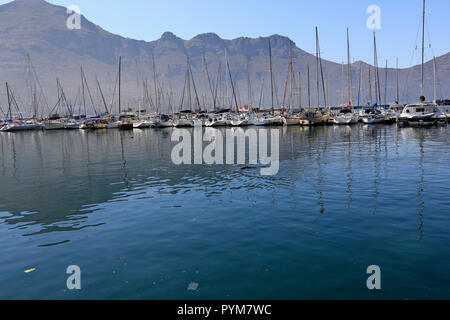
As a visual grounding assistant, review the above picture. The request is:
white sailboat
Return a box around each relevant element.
[333,29,358,125]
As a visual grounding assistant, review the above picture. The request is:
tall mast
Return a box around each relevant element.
[384,60,388,107]
[268,39,274,114]
[298,72,302,109]
[373,33,378,106]
[259,78,265,109]
[6,82,12,120]
[202,50,215,109]
[152,54,158,108]
[433,56,437,102]
[421,0,426,99]
[315,27,327,108]
[347,28,353,106]
[96,75,109,114]
[282,41,293,112]
[188,58,201,111]
[81,66,86,115]
[118,56,122,114]
[357,65,362,106]
[227,60,239,114]
[373,32,381,105]
[246,40,253,108]
[315,27,320,107]
[307,65,311,108]
[341,62,345,106]
[396,57,399,103]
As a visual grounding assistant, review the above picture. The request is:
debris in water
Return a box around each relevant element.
[187,282,199,291]
[24,268,36,273]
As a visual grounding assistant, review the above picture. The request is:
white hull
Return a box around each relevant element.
[43,121,66,130]
[1,122,42,132]
[362,116,385,124]
[333,114,358,125]
[64,123,80,129]
[133,121,152,128]
[107,121,121,129]
[205,120,228,127]
[174,119,193,127]
[192,120,203,127]
[284,117,301,126]
[153,120,174,128]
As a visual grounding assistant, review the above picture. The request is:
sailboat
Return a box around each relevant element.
[1,82,42,132]
[360,33,388,124]
[282,41,302,126]
[398,0,447,127]
[43,79,70,130]
[174,58,200,127]
[252,39,284,126]
[334,28,358,125]
[299,27,329,126]
[116,57,133,130]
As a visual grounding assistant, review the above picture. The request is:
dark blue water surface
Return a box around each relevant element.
[0,125,449,299]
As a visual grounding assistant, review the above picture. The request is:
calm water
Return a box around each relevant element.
[0,125,449,299]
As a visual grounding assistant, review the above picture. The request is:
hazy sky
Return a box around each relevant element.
[3,0,449,68]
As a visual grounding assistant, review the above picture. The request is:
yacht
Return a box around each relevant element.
[204,115,228,127]
[397,100,447,127]
[0,120,43,132]
[252,115,284,126]
[64,119,80,129]
[333,107,358,125]
[397,1,447,128]
[43,119,66,130]
[174,117,193,128]
[299,109,329,126]
[284,114,301,126]
[133,119,152,129]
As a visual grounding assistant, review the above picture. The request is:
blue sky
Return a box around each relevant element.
[4,0,450,68]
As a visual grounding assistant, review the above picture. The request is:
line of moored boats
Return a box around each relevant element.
[1,100,449,132]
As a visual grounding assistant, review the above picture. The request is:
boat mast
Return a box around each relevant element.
[357,65,362,106]
[347,28,353,107]
[259,78,265,109]
[315,27,327,108]
[227,60,239,114]
[307,65,311,108]
[384,60,388,108]
[268,39,275,114]
[341,62,345,106]
[202,50,215,109]
[81,66,86,115]
[96,75,109,114]
[119,56,122,114]
[373,32,382,106]
[368,66,373,104]
[396,57,399,104]
[421,0,426,99]
[282,41,293,113]
[433,56,437,102]
[298,72,302,109]
[315,27,320,108]
[6,82,12,120]
[246,40,253,109]
[188,57,201,111]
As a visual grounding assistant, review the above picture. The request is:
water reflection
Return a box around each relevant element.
[0,125,448,241]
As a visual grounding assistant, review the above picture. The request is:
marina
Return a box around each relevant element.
[0,0,449,303]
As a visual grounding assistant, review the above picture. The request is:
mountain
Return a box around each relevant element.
[0,0,448,117]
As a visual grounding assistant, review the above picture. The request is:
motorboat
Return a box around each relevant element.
[397,101,447,127]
